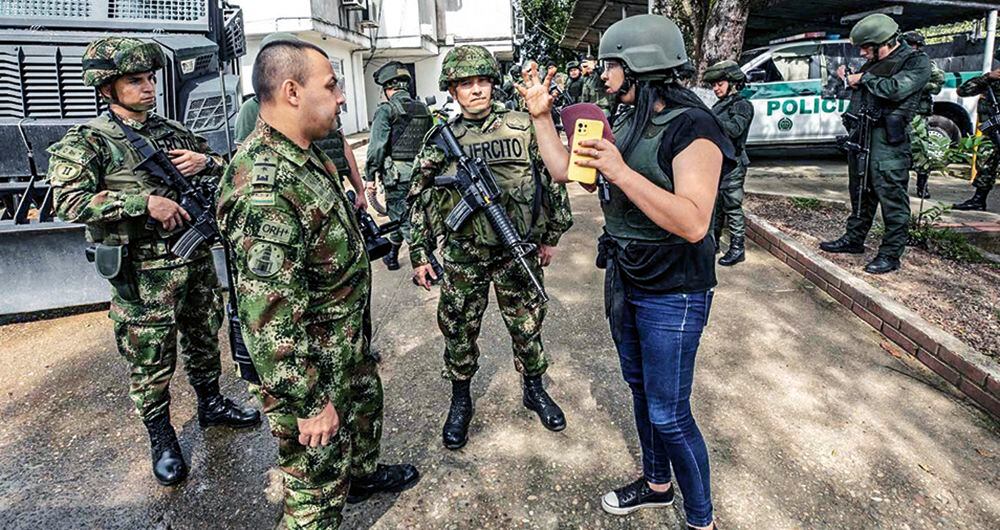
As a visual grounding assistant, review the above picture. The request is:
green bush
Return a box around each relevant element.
[908,205,987,263]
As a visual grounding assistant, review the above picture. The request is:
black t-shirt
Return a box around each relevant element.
[611,106,736,295]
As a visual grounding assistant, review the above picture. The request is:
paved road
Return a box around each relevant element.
[1,185,997,529]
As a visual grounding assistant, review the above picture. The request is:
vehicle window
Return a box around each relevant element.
[822,42,867,99]
[749,44,821,83]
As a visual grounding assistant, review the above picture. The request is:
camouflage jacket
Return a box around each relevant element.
[236,97,350,177]
[958,72,1000,116]
[47,111,223,263]
[218,121,370,419]
[406,102,573,266]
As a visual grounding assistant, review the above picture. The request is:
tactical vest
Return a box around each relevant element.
[712,94,751,154]
[858,44,924,119]
[314,117,348,176]
[603,107,690,243]
[388,94,432,161]
[439,109,542,246]
[80,113,198,246]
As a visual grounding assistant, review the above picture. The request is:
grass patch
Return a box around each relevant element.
[789,196,822,210]
[909,206,989,264]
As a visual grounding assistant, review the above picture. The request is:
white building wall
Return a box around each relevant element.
[232,0,370,135]
[444,0,513,44]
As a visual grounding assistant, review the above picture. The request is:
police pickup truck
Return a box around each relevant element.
[738,33,982,151]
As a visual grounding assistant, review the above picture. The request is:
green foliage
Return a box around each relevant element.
[945,134,993,166]
[789,196,822,210]
[908,205,987,263]
[516,0,578,67]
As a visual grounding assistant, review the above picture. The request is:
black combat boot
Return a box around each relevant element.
[346,463,421,504]
[382,243,401,270]
[522,375,566,432]
[915,173,930,199]
[194,380,261,429]
[952,188,990,211]
[442,380,474,449]
[818,235,865,254]
[863,255,900,274]
[428,252,445,285]
[143,413,188,486]
[718,236,745,266]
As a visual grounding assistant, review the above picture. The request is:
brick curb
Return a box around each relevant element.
[745,213,1000,419]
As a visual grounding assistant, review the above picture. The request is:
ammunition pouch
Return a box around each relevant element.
[883,114,909,146]
[86,244,139,301]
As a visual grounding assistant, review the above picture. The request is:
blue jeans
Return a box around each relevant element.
[609,288,714,527]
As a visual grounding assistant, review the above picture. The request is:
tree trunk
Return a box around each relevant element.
[698,0,752,75]
[653,0,709,68]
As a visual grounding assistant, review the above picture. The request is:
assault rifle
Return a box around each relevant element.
[111,112,221,259]
[837,103,879,217]
[979,84,1000,149]
[427,116,548,304]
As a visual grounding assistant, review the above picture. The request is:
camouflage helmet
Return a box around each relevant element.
[439,45,501,90]
[901,30,925,47]
[375,60,411,86]
[599,15,688,78]
[566,61,580,70]
[82,37,165,87]
[703,60,747,84]
[850,14,899,47]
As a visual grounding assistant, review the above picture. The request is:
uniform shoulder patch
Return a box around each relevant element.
[47,141,95,167]
[247,241,285,278]
[250,191,276,206]
[252,155,279,187]
[257,219,295,244]
[49,160,84,183]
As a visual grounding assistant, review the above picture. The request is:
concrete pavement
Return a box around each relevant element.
[0,184,997,529]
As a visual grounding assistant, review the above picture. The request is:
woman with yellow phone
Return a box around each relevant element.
[518,14,736,530]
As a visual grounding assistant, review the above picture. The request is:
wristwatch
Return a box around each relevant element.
[203,155,218,172]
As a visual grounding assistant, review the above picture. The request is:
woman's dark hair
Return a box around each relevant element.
[615,66,723,160]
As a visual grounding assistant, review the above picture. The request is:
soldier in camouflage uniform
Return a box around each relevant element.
[953,69,1000,211]
[705,60,755,266]
[901,31,945,199]
[235,33,369,211]
[218,38,417,529]
[408,45,574,450]
[47,37,260,487]
[365,61,437,271]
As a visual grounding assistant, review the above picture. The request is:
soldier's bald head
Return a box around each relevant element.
[252,41,329,104]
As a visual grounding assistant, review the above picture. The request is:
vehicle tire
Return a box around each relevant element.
[928,114,961,145]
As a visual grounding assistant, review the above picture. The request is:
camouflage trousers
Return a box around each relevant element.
[909,114,935,175]
[384,181,412,246]
[973,141,998,192]
[254,313,383,530]
[438,238,548,381]
[109,255,223,422]
[713,160,748,241]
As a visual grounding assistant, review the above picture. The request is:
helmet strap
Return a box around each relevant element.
[616,66,635,98]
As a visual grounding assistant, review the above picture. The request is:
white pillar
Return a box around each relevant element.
[984,10,997,73]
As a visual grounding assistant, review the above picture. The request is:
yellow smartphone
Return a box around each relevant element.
[568,118,604,185]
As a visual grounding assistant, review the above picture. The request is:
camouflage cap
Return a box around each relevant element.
[566,61,580,70]
[439,45,501,90]
[703,60,746,84]
[82,37,165,87]
[375,61,411,86]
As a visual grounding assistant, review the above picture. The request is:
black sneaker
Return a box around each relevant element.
[601,477,674,515]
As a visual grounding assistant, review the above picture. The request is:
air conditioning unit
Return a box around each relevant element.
[343,0,366,10]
